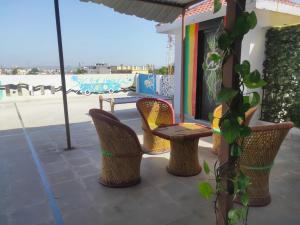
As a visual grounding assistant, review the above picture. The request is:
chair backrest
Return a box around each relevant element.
[244,107,257,125]
[239,122,294,167]
[89,108,120,122]
[212,105,257,130]
[89,109,142,157]
[136,98,175,130]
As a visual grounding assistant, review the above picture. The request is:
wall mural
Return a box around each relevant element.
[138,74,156,95]
[70,75,135,95]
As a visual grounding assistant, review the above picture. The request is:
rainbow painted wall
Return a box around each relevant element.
[184,23,199,117]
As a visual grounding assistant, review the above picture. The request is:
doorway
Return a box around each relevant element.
[195,18,223,120]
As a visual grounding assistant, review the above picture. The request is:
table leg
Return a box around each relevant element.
[167,138,201,176]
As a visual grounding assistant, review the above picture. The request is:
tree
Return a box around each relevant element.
[27,68,39,75]
[154,66,168,75]
[12,68,19,75]
[75,68,87,74]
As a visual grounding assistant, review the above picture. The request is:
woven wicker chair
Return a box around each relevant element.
[90,108,120,121]
[236,122,294,206]
[89,109,143,187]
[212,105,257,154]
[136,98,175,154]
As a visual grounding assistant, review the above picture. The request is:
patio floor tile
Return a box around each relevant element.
[0,97,299,225]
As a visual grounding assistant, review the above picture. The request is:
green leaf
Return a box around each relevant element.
[221,119,240,144]
[244,78,267,89]
[209,52,222,63]
[243,96,250,104]
[203,160,210,174]
[248,70,261,83]
[247,11,257,29]
[235,60,250,76]
[218,32,232,51]
[236,172,251,190]
[198,182,214,199]
[240,193,249,206]
[217,88,238,103]
[239,125,252,137]
[230,143,242,157]
[213,0,222,13]
[240,102,251,114]
[249,92,260,106]
[208,112,213,123]
[228,208,240,225]
[228,208,247,225]
[231,12,251,38]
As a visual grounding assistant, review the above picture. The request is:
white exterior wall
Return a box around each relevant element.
[173,30,182,116]
[240,21,267,122]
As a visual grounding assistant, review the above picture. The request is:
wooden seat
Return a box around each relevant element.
[136,98,175,154]
[89,109,143,187]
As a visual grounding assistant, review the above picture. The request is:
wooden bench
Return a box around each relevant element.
[99,94,173,113]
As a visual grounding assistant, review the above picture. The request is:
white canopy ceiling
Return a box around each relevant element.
[80,0,202,23]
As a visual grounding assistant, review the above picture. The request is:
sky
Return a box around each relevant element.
[0,0,167,68]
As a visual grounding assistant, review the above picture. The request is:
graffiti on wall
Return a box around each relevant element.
[138,74,156,95]
[70,75,134,95]
[137,74,174,97]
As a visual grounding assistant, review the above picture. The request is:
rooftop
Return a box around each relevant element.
[1,95,299,225]
[184,0,300,18]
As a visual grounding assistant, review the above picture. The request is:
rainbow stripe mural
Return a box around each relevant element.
[184,23,199,116]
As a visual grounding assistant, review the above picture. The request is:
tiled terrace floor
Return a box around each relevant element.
[0,95,299,225]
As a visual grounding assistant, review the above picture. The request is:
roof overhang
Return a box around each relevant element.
[80,0,204,23]
[256,0,300,17]
[156,0,300,33]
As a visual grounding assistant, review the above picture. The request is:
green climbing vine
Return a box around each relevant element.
[198,2,267,225]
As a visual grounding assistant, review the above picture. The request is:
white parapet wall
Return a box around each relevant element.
[0,74,136,100]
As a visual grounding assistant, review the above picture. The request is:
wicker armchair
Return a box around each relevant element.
[212,105,257,154]
[236,122,294,206]
[89,109,143,187]
[136,98,175,154]
[90,108,120,121]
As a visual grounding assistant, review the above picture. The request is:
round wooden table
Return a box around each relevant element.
[153,123,212,176]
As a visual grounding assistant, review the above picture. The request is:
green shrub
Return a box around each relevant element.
[261,24,300,127]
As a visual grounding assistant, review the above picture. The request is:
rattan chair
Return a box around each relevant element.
[136,98,175,154]
[236,122,294,206]
[212,105,257,154]
[89,109,143,187]
[90,108,120,121]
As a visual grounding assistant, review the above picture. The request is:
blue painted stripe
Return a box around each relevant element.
[14,103,64,225]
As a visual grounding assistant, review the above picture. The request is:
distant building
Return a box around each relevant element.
[83,63,111,74]
[111,64,153,74]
